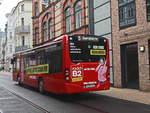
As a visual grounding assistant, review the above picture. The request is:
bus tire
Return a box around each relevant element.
[38,79,44,93]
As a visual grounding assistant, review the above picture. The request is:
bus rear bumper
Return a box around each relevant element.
[64,81,110,94]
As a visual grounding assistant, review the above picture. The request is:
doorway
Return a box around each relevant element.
[121,43,139,89]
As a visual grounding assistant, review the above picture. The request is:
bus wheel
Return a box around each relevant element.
[38,79,44,93]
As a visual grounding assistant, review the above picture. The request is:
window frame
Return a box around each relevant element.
[48,19,52,39]
[10,32,12,39]
[35,27,39,44]
[146,0,150,21]
[9,45,12,53]
[65,7,72,33]
[74,1,82,29]
[22,36,25,46]
[21,4,24,12]
[42,22,48,42]
[118,0,136,29]
[35,2,39,16]
[21,18,24,26]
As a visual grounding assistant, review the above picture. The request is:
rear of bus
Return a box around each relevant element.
[64,35,110,93]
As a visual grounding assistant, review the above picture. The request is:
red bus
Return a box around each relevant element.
[12,34,110,94]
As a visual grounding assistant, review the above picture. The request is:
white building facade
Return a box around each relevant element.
[5,9,16,72]
[0,30,5,70]
[5,0,33,71]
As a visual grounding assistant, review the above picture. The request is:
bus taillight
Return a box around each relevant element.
[65,68,70,81]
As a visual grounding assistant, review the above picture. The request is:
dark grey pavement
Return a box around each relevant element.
[0,72,150,113]
[0,87,47,113]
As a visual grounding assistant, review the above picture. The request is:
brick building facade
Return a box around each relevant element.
[32,0,89,47]
[111,0,150,91]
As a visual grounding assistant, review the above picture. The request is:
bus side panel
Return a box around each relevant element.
[43,73,65,94]
[23,73,39,88]
[43,37,67,94]
[12,71,19,81]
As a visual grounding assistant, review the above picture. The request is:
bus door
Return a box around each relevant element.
[20,57,25,83]
[68,36,108,87]
[12,57,18,81]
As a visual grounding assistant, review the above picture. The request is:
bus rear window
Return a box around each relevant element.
[69,36,107,63]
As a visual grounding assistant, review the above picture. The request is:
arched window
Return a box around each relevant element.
[48,19,52,39]
[65,7,71,32]
[35,2,39,16]
[35,27,39,44]
[74,1,82,29]
[42,22,47,41]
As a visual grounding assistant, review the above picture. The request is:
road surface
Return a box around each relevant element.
[0,73,149,113]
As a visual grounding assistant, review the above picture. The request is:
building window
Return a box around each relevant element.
[65,7,71,32]
[35,27,39,44]
[10,45,12,53]
[48,0,52,4]
[35,2,39,16]
[43,22,47,41]
[74,1,82,29]
[42,0,49,8]
[10,32,12,39]
[21,18,24,26]
[22,36,25,46]
[21,4,24,11]
[147,0,150,21]
[48,19,52,39]
[119,0,136,29]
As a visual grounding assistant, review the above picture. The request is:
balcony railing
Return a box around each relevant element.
[15,45,30,52]
[15,25,30,34]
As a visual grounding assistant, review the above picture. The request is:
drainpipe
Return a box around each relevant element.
[88,0,94,35]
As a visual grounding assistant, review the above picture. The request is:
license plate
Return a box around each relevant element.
[84,84,95,88]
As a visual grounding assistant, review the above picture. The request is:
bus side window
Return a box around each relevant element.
[12,58,17,72]
[49,45,62,74]
[23,56,26,68]
[16,58,20,70]
[55,48,62,72]
[29,54,37,66]
[26,57,29,67]
[45,52,49,74]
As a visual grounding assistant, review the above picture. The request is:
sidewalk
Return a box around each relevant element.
[0,71,150,105]
[96,87,150,105]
